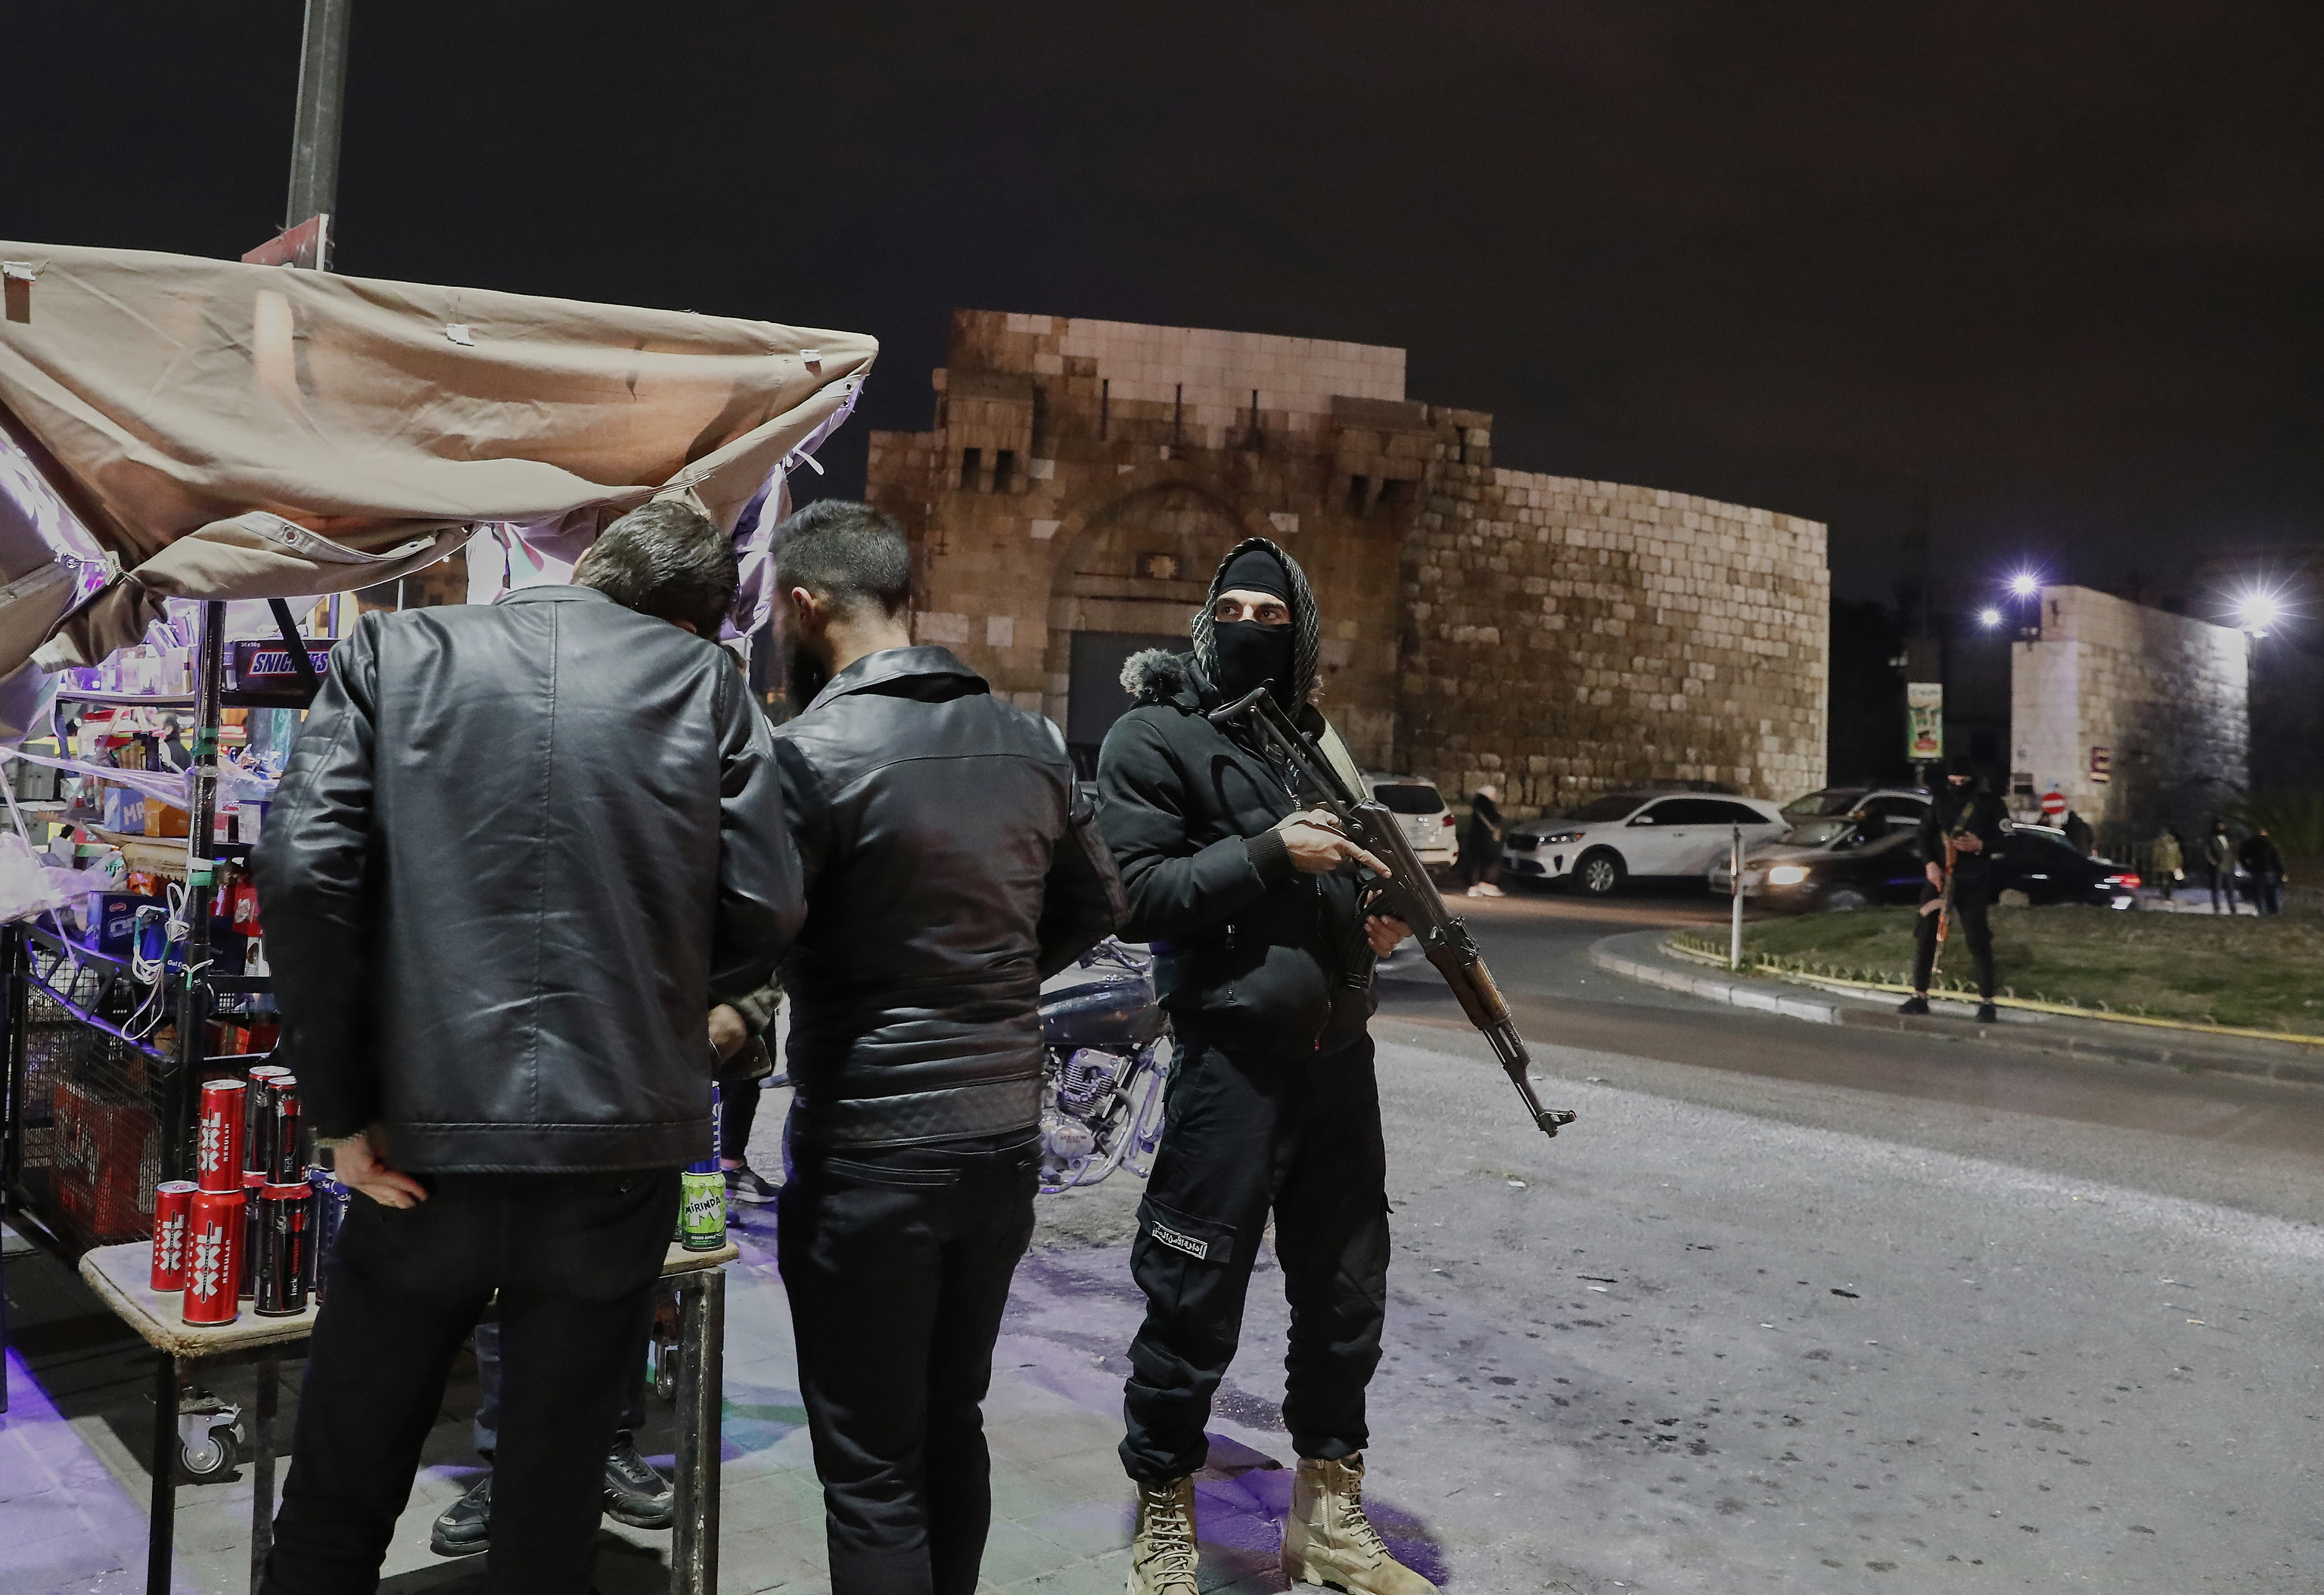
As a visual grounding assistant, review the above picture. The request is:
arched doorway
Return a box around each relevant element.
[1049,483,1244,772]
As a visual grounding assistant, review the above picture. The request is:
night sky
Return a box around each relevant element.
[8,2,2319,604]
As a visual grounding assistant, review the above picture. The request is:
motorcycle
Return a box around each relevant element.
[1035,939,1172,1193]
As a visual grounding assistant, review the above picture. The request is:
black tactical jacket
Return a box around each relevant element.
[254,586,804,1171]
[1095,651,1372,1052]
[1918,781,2007,874]
[774,646,1124,1148]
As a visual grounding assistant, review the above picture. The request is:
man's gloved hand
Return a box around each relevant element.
[1276,809,1388,877]
[330,1127,429,1210]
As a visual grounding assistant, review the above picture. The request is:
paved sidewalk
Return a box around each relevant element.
[1588,928,2324,1086]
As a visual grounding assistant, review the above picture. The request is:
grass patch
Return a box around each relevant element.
[1671,905,2324,1037]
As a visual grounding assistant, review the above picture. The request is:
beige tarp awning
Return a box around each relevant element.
[0,241,875,670]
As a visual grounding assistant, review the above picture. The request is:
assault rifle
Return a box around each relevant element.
[1208,686,1578,1140]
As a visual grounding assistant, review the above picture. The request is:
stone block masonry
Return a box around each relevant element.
[868,309,1830,810]
[1401,470,1829,813]
[2009,586,2247,844]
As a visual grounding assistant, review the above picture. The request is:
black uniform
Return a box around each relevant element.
[1095,537,1389,1485]
[774,645,1123,1595]
[1910,780,2006,1000]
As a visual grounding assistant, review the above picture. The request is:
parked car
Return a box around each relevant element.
[1713,817,2141,912]
[1502,791,1789,895]
[1780,785,1931,830]
[1362,773,1458,871]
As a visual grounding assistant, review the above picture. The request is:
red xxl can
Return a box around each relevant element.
[240,1172,266,1298]
[196,1078,245,1192]
[182,1187,241,1325]
[256,1182,312,1316]
[150,1180,197,1291]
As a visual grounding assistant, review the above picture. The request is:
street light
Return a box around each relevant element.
[1978,606,2002,629]
[2007,571,2040,599]
[2235,590,2280,636]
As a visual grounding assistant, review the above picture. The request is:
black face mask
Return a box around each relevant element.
[785,642,832,713]
[1213,619,1294,706]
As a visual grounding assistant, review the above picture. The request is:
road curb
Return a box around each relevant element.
[1586,931,2324,1087]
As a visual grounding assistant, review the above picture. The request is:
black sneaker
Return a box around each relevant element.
[604,1433,675,1530]
[1896,996,1931,1017]
[725,1163,779,1205]
[430,1472,491,1557]
[1975,1003,1999,1024]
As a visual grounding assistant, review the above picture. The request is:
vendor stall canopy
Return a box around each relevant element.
[0,241,876,675]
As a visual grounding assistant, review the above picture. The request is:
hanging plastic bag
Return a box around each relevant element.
[0,831,75,925]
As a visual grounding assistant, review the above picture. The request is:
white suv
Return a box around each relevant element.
[1361,773,1458,871]
[1502,791,1788,896]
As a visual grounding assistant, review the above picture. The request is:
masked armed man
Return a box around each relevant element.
[1095,539,1432,1595]
[1898,755,2006,1023]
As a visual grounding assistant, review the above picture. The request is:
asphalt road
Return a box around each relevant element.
[1029,883,2324,1592]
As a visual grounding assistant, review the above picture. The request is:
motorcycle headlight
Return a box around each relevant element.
[1766,865,1810,886]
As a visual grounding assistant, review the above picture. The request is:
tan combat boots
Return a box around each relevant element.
[1127,1475,1201,1595]
[1280,1454,1439,1595]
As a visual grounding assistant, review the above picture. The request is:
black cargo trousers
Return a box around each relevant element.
[1911,866,1996,999]
[1120,1026,1390,1482]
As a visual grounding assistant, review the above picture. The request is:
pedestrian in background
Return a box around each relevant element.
[769,500,1123,1595]
[1461,782,1505,898]
[2239,825,2285,915]
[253,502,804,1594]
[2061,808,2093,856]
[2151,828,2182,903]
[2203,819,2241,915]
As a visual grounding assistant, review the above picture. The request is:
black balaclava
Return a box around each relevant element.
[1211,546,1297,707]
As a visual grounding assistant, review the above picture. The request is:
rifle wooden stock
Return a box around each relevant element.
[1207,686,1577,1139]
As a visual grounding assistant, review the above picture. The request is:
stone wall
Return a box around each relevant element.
[1400,471,1829,812]
[2009,586,2248,841]
[867,309,1832,808]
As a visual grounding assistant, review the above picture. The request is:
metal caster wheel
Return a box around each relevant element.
[176,1390,244,1484]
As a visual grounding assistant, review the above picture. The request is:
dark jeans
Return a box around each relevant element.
[2208,866,2241,914]
[1120,1029,1389,1483]
[1912,875,1995,999]
[263,1170,680,1595]
[778,1129,1039,1595]
[721,1074,763,1162]
[2252,871,2283,915]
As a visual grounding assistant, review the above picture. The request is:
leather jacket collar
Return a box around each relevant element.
[804,645,988,712]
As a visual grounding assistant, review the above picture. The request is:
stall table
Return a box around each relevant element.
[79,1237,735,1595]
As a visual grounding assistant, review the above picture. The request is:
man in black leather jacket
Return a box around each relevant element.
[768,500,1123,1595]
[253,501,803,1595]
[1095,539,1434,1595]
[1898,756,2006,1023]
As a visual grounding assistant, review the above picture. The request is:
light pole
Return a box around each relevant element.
[286,0,355,257]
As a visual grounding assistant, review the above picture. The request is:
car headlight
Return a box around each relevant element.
[1539,830,1584,844]
[1766,865,1810,886]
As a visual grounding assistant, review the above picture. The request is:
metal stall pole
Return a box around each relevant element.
[285,0,355,250]
[147,1354,179,1595]
[672,1269,727,1595]
[163,602,227,1184]
[248,1356,279,1593]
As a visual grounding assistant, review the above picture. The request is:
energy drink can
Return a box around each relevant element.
[243,1066,288,1174]
[151,1180,197,1291]
[267,1077,302,1182]
[240,1172,266,1298]
[306,1167,347,1301]
[182,1186,241,1325]
[256,1182,311,1316]
[195,1078,245,1192]
[679,1169,726,1251]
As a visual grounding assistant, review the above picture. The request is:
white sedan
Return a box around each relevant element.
[1501,791,1790,897]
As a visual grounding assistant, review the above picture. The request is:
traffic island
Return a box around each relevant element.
[1586,922,2324,1087]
